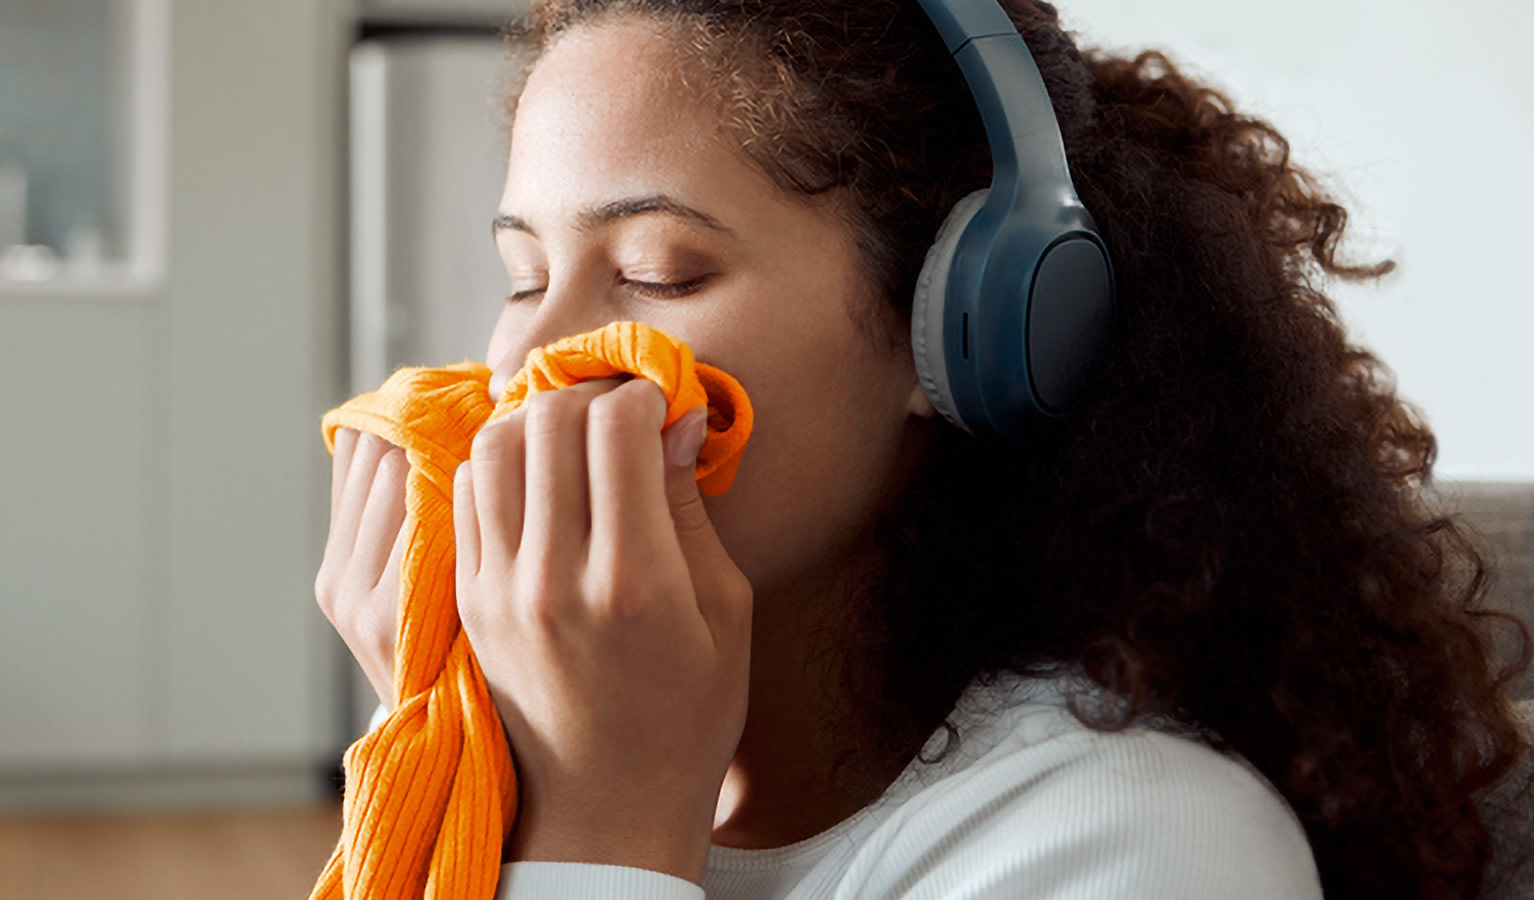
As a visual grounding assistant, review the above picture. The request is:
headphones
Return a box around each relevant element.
[910,0,1115,441]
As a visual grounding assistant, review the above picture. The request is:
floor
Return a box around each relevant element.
[0,804,343,900]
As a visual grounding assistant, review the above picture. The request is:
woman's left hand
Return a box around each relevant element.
[453,377,753,885]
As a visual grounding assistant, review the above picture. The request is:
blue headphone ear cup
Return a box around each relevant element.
[913,189,989,434]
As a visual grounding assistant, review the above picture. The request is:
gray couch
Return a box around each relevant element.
[1447,482,1534,899]
[1450,482,1534,702]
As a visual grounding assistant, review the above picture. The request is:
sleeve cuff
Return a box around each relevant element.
[367,702,389,733]
[495,862,705,900]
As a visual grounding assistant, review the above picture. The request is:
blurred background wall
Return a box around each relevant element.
[0,0,355,807]
[0,0,1528,814]
[1061,0,1534,482]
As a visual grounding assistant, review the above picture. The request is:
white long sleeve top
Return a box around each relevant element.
[495,673,1323,900]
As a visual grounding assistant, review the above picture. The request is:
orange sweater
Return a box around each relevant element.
[309,321,752,899]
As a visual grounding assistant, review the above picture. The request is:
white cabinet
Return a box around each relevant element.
[0,0,165,294]
[0,0,351,808]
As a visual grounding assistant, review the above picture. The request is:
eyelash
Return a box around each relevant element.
[507,276,709,303]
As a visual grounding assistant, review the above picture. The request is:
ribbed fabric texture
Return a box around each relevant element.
[310,321,754,900]
[499,863,705,900]
[495,674,1324,900]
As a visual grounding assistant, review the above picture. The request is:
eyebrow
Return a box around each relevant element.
[492,194,736,239]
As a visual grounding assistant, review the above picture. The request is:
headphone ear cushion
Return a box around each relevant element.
[912,189,989,434]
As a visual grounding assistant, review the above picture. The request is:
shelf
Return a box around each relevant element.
[0,0,166,297]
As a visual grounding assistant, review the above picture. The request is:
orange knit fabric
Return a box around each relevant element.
[309,321,753,900]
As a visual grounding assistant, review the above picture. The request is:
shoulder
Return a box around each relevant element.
[840,696,1322,900]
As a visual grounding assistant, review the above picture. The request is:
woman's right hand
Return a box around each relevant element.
[315,428,407,710]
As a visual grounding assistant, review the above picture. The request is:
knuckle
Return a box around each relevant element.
[456,597,487,636]
[355,602,393,647]
[586,568,653,622]
[353,432,387,462]
[331,436,355,474]
[519,595,562,635]
[332,428,359,461]
[600,597,646,624]
[515,558,558,604]
[726,573,754,607]
[715,570,754,616]
[522,388,585,438]
[629,377,669,419]
[314,570,338,614]
[471,418,523,461]
[513,563,568,631]
[370,628,395,669]
[376,447,408,478]
[458,561,519,638]
[352,589,390,627]
[336,571,384,615]
[586,391,645,441]
[668,491,711,535]
[455,586,484,634]
[340,608,373,652]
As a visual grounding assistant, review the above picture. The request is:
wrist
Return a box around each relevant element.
[509,803,716,884]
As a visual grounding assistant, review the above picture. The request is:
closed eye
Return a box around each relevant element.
[506,275,711,304]
[620,275,709,299]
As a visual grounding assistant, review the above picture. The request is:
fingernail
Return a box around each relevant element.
[669,407,708,468]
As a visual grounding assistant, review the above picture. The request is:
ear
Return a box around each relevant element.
[907,376,939,419]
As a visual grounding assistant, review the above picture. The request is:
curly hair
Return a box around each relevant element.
[513,2,1532,897]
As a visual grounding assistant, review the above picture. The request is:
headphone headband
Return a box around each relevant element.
[917,0,1078,196]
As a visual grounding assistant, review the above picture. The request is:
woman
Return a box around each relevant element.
[316,1,1531,897]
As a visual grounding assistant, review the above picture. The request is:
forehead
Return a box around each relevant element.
[503,18,785,224]
[500,15,864,262]
[514,21,724,154]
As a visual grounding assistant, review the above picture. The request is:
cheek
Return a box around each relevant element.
[700,330,917,595]
[702,411,902,597]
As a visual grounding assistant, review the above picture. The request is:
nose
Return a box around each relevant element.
[486,287,616,401]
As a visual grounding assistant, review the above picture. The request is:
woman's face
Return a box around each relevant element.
[488,18,934,600]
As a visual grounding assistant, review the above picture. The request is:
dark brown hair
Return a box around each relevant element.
[514,2,1532,897]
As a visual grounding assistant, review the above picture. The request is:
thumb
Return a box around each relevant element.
[661,406,714,544]
[661,406,752,631]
